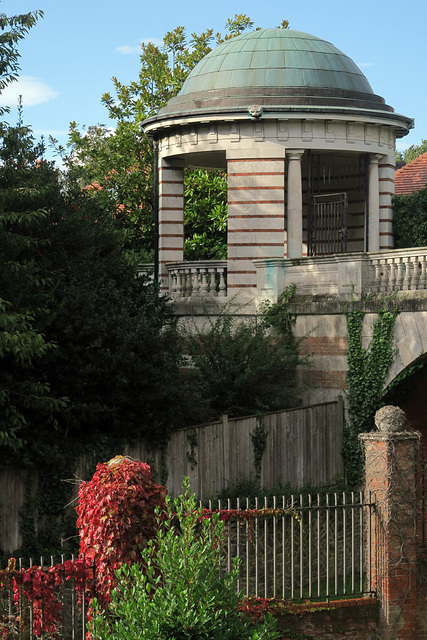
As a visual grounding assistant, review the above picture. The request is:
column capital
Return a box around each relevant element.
[369,153,384,164]
[287,149,305,161]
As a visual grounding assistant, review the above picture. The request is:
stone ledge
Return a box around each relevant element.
[359,430,421,442]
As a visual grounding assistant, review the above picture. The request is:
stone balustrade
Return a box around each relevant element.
[143,248,427,303]
[369,249,427,293]
[253,247,427,302]
[166,261,227,299]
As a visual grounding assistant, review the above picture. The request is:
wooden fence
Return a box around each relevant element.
[124,398,344,499]
[0,399,344,553]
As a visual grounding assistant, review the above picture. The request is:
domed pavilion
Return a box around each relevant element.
[142,28,413,303]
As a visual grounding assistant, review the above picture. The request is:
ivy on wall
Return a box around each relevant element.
[343,293,399,487]
[250,418,268,485]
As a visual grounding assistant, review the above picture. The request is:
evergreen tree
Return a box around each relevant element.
[0,109,67,453]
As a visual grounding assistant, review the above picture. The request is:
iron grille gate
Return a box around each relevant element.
[308,192,348,256]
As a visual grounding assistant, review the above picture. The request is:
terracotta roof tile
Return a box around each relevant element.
[395,152,427,196]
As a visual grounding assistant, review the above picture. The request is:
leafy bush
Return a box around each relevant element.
[393,186,427,248]
[184,169,227,261]
[182,288,302,422]
[90,480,280,640]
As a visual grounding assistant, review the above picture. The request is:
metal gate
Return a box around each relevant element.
[306,152,367,256]
[308,192,348,256]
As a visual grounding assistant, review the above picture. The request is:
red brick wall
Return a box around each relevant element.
[360,432,422,640]
[278,598,379,639]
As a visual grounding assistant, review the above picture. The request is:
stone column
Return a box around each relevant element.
[379,153,395,250]
[359,406,420,640]
[158,160,184,294]
[367,154,383,252]
[286,150,304,258]
[226,147,285,300]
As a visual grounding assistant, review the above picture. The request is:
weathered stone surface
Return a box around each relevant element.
[375,405,406,433]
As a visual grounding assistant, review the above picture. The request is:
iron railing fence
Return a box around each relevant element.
[206,491,375,601]
[0,492,375,638]
[0,555,90,640]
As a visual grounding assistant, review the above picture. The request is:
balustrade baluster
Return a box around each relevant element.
[185,268,192,296]
[411,256,420,290]
[207,268,216,295]
[170,270,178,298]
[396,257,404,291]
[380,258,389,293]
[402,257,412,290]
[372,258,382,293]
[388,258,397,292]
[191,268,199,296]
[420,256,427,290]
[177,270,184,297]
[200,268,208,295]
[218,268,226,297]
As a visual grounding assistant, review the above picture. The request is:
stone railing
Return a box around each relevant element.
[253,247,427,301]
[369,250,427,293]
[166,261,227,299]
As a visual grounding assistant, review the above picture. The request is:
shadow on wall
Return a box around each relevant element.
[383,353,427,448]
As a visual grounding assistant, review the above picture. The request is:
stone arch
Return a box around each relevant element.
[387,309,427,384]
[383,351,427,447]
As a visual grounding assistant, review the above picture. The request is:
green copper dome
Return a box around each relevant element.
[150,28,396,122]
[182,29,373,95]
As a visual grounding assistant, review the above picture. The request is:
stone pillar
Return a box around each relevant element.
[379,154,396,250]
[367,154,382,252]
[226,148,285,299]
[286,150,304,258]
[359,406,421,640]
[158,160,184,294]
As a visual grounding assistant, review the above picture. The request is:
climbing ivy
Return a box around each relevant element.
[186,428,198,470]
[250,417,268,485]
[343,293,399,487]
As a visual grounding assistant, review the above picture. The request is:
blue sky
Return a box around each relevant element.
[2,0,426,160]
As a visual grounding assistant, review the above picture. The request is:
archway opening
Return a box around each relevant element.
[382,353,427,449]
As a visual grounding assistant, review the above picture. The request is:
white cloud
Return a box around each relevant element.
[0,76,58,107]
[116,44,141,55]
[357,62,375,68]
[35,129,69,137]
[115,38,163,55]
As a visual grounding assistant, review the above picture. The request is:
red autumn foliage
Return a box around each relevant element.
[239,596,331,621]
[76,456,167,609]
[0,557,92,638]
[0,460,324,639]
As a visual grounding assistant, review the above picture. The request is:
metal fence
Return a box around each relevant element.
[211,491,375,601]
[0,492,375,638]
[0,556,90,640]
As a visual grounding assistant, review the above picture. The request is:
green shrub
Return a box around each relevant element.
[182,287,302,422]
[90,481,280,640]
[393,186,427,248]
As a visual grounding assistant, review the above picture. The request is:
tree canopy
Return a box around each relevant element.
[58,16,289,262]
[0,111,190,461]
[0,7,43,115]
[393,185,427,248]
[396,139,427,164]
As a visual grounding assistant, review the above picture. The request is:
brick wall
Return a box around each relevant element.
[278,598,379,639]
[360,430,425,640]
